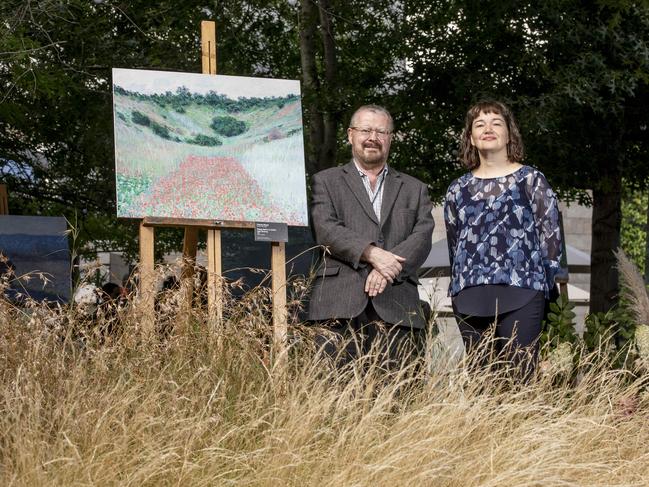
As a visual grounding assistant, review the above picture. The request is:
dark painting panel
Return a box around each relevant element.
[0,216,71,303]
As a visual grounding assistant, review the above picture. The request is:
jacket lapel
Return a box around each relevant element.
[342,161,379,224]
[380,169,403,228]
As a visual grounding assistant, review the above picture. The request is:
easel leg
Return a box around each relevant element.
[201,20,221,336]
[271,241,288,366]
[139,223,155,336]
[0,184,8,214]
[207,228,223,333]
[181,227,198,280]
[179,227,199,333]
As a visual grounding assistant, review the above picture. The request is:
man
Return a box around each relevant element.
[308,104,434,365]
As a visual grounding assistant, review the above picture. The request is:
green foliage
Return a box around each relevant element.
[0,0,406,258]
[187,134,222,147]
[131,111,171,139]
[210,116,248,137]
[221,95,297,113]
[583,306,637,368]
[131,110,150,126]
[4,0,647,282]
[0,0,209,258]
[621,183,647,275]
[399,0,649,311]
[117,85,299,114]
[149,121,171,139]
[116,174,152,206]
[541,294,578,349]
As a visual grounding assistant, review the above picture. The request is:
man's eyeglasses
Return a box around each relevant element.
[349,127,392,139]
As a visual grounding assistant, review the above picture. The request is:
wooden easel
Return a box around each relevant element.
[137,21,288,358]
[0,184,8,215]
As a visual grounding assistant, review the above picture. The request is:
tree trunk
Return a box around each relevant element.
[590,179,622,313]
[299,0,324,176]
[644,194,649,283]
[317,0,338,172]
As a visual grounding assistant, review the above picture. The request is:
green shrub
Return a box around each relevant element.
[210,116,248,137]
[583,305,636,368]
[131,110,150,126]
[188,134,222,146]
[172,102,186,113]
[150,121,171,139]
[541,294,578,349]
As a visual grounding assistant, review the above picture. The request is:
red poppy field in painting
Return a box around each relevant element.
[130,155,302,223]
[112,69,308,226]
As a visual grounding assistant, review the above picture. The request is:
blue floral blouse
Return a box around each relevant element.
[444,165,562,299]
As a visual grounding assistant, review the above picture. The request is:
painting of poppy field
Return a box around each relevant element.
[112,68,308,226]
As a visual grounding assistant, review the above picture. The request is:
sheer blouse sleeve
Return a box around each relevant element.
[444,183,459,267]
[527,171,562,289]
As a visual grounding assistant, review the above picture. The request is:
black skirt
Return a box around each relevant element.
[452,284,540,316]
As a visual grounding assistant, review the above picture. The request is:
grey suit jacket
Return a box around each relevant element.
[308,161,434,329]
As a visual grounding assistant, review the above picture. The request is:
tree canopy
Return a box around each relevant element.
[1,0,648,311]
[398,0,649,312]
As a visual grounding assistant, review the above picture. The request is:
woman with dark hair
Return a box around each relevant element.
[444,100,562,376]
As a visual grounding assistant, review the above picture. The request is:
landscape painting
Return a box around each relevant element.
[112,68,308,226]
[0,216,71,303]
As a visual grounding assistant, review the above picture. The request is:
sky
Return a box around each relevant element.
[112,68,301,99]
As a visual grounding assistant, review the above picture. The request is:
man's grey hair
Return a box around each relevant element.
[349,104,394,132]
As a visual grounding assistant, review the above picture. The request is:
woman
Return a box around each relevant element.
[444,100,562,375]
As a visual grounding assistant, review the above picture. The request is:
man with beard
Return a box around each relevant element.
[308,105,434,367]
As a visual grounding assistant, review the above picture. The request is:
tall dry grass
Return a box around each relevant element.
[2,269,649,486]
[616,248,649,325]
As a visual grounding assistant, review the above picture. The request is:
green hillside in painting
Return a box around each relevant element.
[113,83,308,226]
